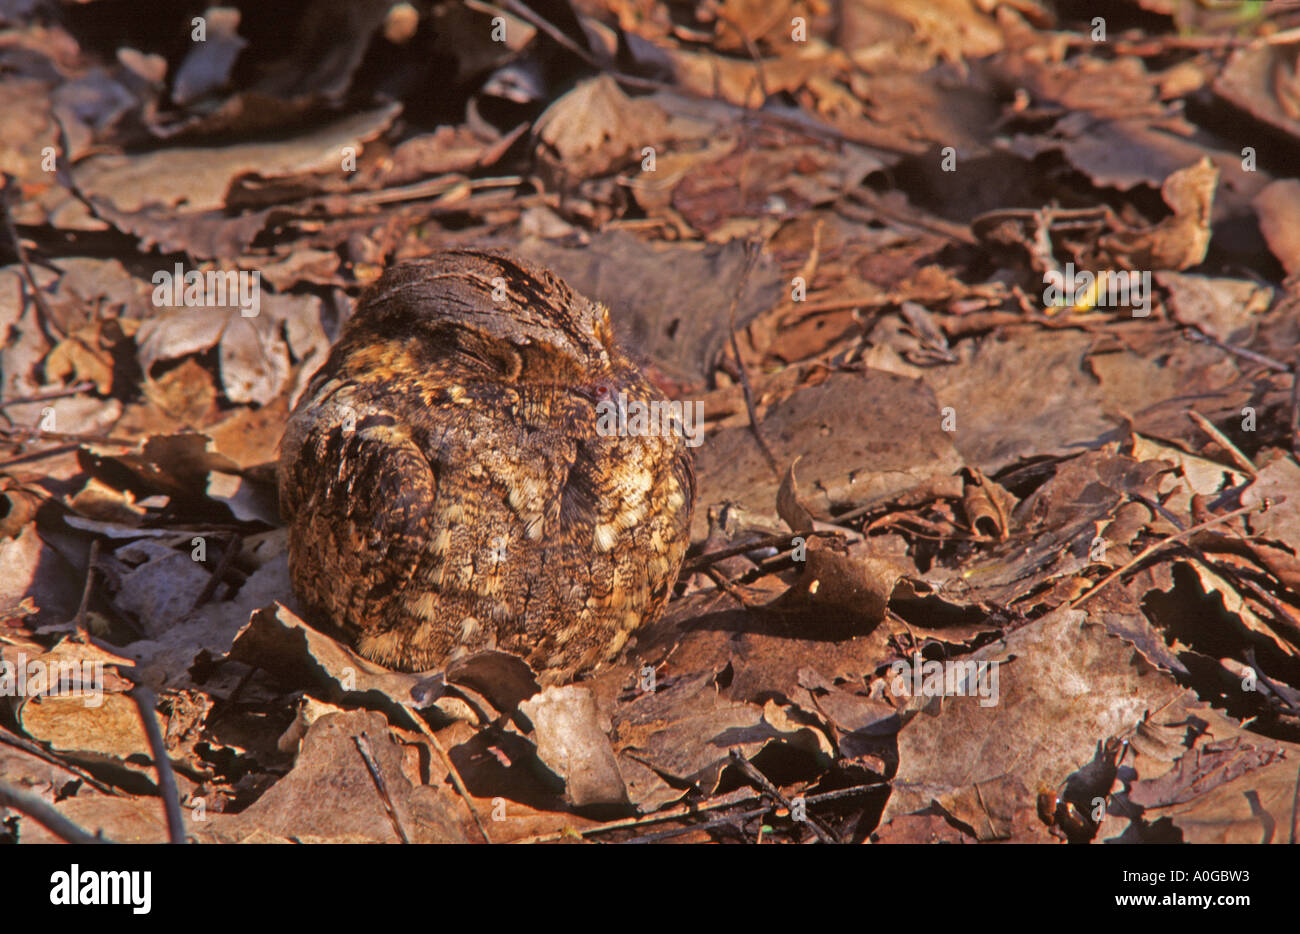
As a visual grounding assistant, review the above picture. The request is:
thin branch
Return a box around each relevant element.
[1291,352,1300,456]
[1291,763,1299,845]
[0,730,119,795]
[727,749,837,843]
[726,240,779,477]
[517,788,760,843]
[703,565,756,607]
[408,713,492,843]
[1070,501,1271,609]
[628,805,773,843]
[499,0,603,70]
[0,173,59,344]
[0,382,95,410]
[72,539,99,639]
[682,529,837,573]
[1183,326,1291,373]
[516,781,884,843]
[0,443,79,469]
[129,686,187,844]
[189,534,240,612]
[354,732,411,844]
[1186,411,1257,476]
[0,781,111,844]
[737,30,770,104]
[0,425,138,448]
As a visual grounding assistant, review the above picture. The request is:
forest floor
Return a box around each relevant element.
[3,0,1300,843]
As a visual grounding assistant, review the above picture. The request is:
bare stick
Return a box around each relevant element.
[1186,411,1257,476]
[0,729,119,795]
[129,686,187,844]
[190,534,240,612]
[0,425,138,447]
[1183,326,1290,373]
[0,781,111,844]
[727,749,837,843]
[408,714,492,843]
[517,781,884,843]
[682,529,837,572]
[0,382,95,410]
[0,173,59,343]
[1291,353,1300,456]
[726,240,779,476]
[0,443,81,470]
[517,789,760,843]
[1070,501,1269,609]
[354,732,410,844]
[1291,764,1299,846]
[73,539,99,640]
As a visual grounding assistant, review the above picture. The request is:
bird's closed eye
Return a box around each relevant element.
[444,328,523,380]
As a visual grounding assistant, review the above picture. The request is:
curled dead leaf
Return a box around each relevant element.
[779,538,904,627]
[777,455,817,533]
[960,467,1017,540]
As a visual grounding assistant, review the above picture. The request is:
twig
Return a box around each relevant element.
[0,781,111,844]
[1070,501,1270,609]
[1241,647,1300,714]
[800,783,887,806]
[842,192,978,246]
[499,0,603,70]
[0,442,79,469]
[128,686,187,844]
[682,529,836,572]
[0,173,60,344]
[1291,763,1299,845]
[0,730,119,795]
[738,30,770,104]
[628,805,773,843]
[1186,411,1257,476]
[0,381,94,410]
[516,782,885,843]
[189,534,240,612]
[0,425,138,448]
[1235,578,1300,649]
[1183,326,1291,373]
[727,749,837,843]
[354,732,411,844]
[703,565,756,607]
[517,788,761,843]
[72,539,99,639]
[726,240,779,477]
[348,174,522,208]
[1291,352,1300,456]
[408,713,492,843]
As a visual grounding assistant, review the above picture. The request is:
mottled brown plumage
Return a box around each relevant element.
[277,250,695,681]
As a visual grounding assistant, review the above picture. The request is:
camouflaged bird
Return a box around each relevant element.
[278,250,695,681]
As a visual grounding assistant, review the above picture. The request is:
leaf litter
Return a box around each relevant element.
[1,0,1300,845]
